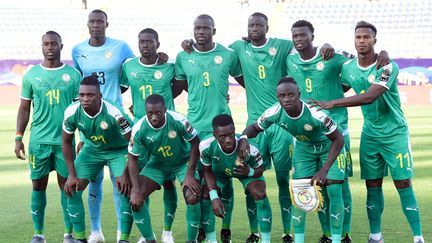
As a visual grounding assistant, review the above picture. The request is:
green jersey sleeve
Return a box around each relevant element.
[105,101,133,135]
[199,136,215,167]
[248,144,263,168]
[167,110,198,141]
[62,102,80,134]
[256,104,280,130]
[130,127,149,157]
[229,50,242,77]
[313,108,338,135]
[120,61,130,89]
[21,72,33,100]
[374,62,399,90]
[174,53,187,80]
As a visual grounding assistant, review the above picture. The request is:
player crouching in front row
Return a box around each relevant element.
[200,114,272,243]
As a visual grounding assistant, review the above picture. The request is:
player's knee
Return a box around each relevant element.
[394,178,411,189]
[184,188,201,205]
[252,190,267,201]
[163,180,176,190]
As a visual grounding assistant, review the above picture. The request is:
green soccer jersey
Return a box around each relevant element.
[286,48,350,127]
[120,57,175,119]
[340,59,407,137]
[229,38,293,123]
[257,101,337,145]
[63,99,132,152]
[199,134,263,178]
[21,64,82,145]
[175,43,242,133]
[130,110,198,167]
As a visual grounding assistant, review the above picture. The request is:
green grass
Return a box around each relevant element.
[0,104,431,242]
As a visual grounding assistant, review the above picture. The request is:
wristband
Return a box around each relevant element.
[248,167,255,177]
[239,135,248,140]
[209,189,219,201]
[15,135,23,141]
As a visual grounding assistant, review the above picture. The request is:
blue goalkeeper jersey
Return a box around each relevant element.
[72,37,134,106]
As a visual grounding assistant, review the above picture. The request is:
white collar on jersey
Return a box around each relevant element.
[82,99,104,119]
[138,56,159,67]
[192,43,217,53]
[251,38,269,48]
[145,113,167,130]
[39,63,66,71]
[217,136,238,156]
[298,46,321,62]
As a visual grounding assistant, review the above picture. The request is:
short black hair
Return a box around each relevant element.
[138,28,159,41]
[355,21,377,37]
[277,76,298,87]
[81,73,100,89]
[249,12,268,22]
[195,14,215,27]
[145,94,165,106]
[212,114,234,129]
[292,20,314,34]
[43,30,62,42]
[90,9,108,21]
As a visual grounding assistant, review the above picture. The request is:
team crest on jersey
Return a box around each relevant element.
[214,56,223,64]
[304,124,313,131]
[268,47,277,56]
[316,62,325,71]
[62,74,71,82]
[154,70,163,80]
[168,130,177,139]
[368,74,375,83]
[100,121,109,130]
[104,51,112,59]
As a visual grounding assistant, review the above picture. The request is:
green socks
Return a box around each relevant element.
[246,193,258,233]
[119,195,132,241]
[276,171,291,234]
[186,203,201,241]
[366,187,384,234]
[342,180,352,236]
[132,198,154,240]
[67,190,86,240]
[397,187,422,236]
[60,190,73,234]
[256,197,272,236]
[292,206,306,242]
[327,184,344,241]
[31,190,47,235]
[317,187,331,236]
[163,188,178,231]
[200,199,215,234]
[221,182,234,229]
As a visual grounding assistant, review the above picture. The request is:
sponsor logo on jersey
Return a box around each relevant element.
[185,121,194,134]
[104,51,112,59]
[62,74,71,82]
[100,121,109,130]
[154,70,163,79]
[268,47,277,56]
[323,117,335,130]
[118,117,130,131]
[316,62,324,71]
[214,55,223,64]
[368,74,375,83]
[378,68,391,83]
[304,124,313,131]
[168,130,177,139]
[130,72,137,77]
[188,59,196,65]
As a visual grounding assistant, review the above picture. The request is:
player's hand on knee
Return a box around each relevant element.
[130,189,144,212]
[14,140,26,160]
[211,198,225,218]
[181,39,194,54]
[183,175,201,196]
[76,142,84,154]
[117,173,132,196]
[64,176,79,197]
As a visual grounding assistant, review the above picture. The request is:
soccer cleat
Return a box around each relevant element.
[118,241,129,243]
[63,234,76,243]
[73,239,88,243]
[282,234,294,243]
[30,236,46,243]
[367,237,384,243]
[318,235,332,243]
[136,236,145,243]
[88,231,105,243]
[197,228,206,243]
[117,230,121,242]
[342,234,352,243]
[220,229,232,243]
[245,233,260,243]
[161,230,175,243]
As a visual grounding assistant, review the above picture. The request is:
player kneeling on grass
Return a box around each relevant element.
[127,94,202,243]
[62,74,134,243]
[200,114,272,243]
[239,77,346,243]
